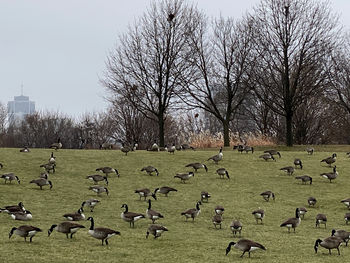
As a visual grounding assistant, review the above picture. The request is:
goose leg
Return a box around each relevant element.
[105,239,109,245]
[240,251,246,258]
[337,247,340,255]
[101,239,104,246]
[30,236,33,242]
[70,233,74,239]
[66,234,69,238]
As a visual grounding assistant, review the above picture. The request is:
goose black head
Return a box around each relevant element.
[151,193,157,200]
[154,188,160,194]
[9,227,17,239]
[314,239,322,253]
[331,229,336,236]
[48,224,58,236]
[226,241,236,255]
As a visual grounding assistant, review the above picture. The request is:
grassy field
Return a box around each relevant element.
[0,146,350,262]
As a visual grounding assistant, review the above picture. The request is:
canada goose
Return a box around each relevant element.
[141,166,159,176]
[308,197,317,206]
[298,207,307,219]
[314,236,342,255]
[316,213,327,228]
[40,172,49,179]
[181,201,201,222]
[344,213,350,224]
[86,174,108,185]
[87,217,120,245]
[200,191,211,202]
[181,144,195,150]
[280,208,301,233]
[63,208,85,221]
[49,152,56,165]
[9,225,42,242]
[321,153,337,167]
[341,198,350,209]
[234,145,254,154]
[10,210,33,221]
[159,146,167,152]
[40,163,55,173]
[260,191,275,202]
[259,153,275,161]
[226,239,266,258]
[294,159,303,169]
[96,167,119,177]
[19,146,30,153]
[0,202,25,213]
[50,138,62,150]
[89,186,109,196]
[48,222,85,239]
[230,220,242,236]
[81,199,100,212]
[30,178,53,190]
[146,224,168,239]
[146,199,164,223]
[252,208,264,224]
[149,141,159,151]
[135,188,157,201]
[121,204,145,228]
[175,145,183,151]
[243,146,254,154]
[185,163,208,172]
[155,186,177,197]
[215,205,225,215]
[295,175,312,185]
[280,166,294,176]
[212,214,223,229]
[168,143,176,154]
[207,147,223,164]
[121,144,130,155]
[174,172,194,183]
[320,166,338,183]
[216,168,230,179]
[1,173,20,184]
[306,147,314,155]
[331,229,350,246]
[264,149,281,158]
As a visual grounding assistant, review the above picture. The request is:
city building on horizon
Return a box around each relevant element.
[7,94,35,124]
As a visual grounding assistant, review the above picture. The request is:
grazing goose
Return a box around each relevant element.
[308,197,317,206]
[146,224,168,239]
[226,239,266,258]
[280,208,301,233]
[9,225,42,242]
[49,152,56,165]
[320,153,337,167]
[168,143,176,154]
[216,168,230,179]
[230,220,243,236]
[86,174,108,185]
[135,188,157,201]
[264,149,281,158]
[331,229,350,246]
[181,143,195,150]
[185,163,208,172]
[215,205,225,215]
[40,163,55,173]
[316,214,327,228]
[19,146,30,152]
[259,153,275,161]
[260,191,275,202]
[320,166,338,183]
[121,204,145,228]
[146,200,164,223]
[344,213,350,224]
[63,208,85,221]
[0,202,25,213]
[212,214,223,229]
[280,166,294,176]
[155,186,177,197]
[30,178,53,190]
[141,166,159,176]
[233,144,244,153]
[48,222,85,239]
[200,191,211,202]
[341,198,350,209]
[207,147,223,164]
[294,159,303,169]
[1,173,20,184]
[234,145,254,154]
[89,186,109,196]
[306,147,314,155]
[174,172,194,183]
[10,210,33,221]
[295,175,312,185]
[181,201,202,222]
[298,207,308,219]
[121,144,131,155]
[81,199,100,212]
[252,208,264,224]
[243,146,254,154]
[50,138,62,150]
[87,217,120,245]
[314,236,342,255]
[96,167,119,177]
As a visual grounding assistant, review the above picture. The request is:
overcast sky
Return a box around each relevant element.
[1,0,349,118]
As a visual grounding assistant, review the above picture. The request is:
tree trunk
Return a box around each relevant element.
[158,115,165,147]
[223,120,230,147]
[286,111,293,147]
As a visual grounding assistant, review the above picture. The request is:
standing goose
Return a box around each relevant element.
[230,220,243,236]
[295,175,312,185]
[63,208,85,221]
[49,152,56,165]
[316,214,327,228]
[252,208,264,224]
[146,199,164,223]
[30,178,53,190]
[121,144,130,155]
[308,197,317,207]
[280,208,301,233]
[81,199,100,212]
[121,204,145,228]
[89,186,109,196]
[48,222,85,239]
[86,174,108,185]
[50,138,62,150]
[212,214,223,229]
[226,239,266,258]
[168,143,176,154]
[298,207,308,219]
[264,149,281,158]
[155,186,177,197]
[174,172,194,183]
[135,188,157,201]
[294,159,303,169]
[320,153,337,167]
[314,236,342,255]
[344,213,350,224]
[331,229,350,246]
[96,167,119,177]
[259,153,275,161]
[200,191,211,203]
[280,166,294,176]
[207,147,223,164]
[40,163,55,173]
[0,202,25,213]
[146,224,168,239]
[87,217,120,245]
[9,225,42,242]
[181,201,202,222]
[141,166,159,176]
[216,168,230,179]
[185,163,208,172]
[341,198,350,209]
[10,210,33,221]
[306,147,314,155]
[1,173,20,184]
[260,191,275,202]
[214,205,225,216]
[150,141,159,151]
[320,166,338,183]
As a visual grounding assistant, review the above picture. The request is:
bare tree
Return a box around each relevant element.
[248,0,341,146]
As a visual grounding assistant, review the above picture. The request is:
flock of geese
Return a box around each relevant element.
[1,143,350,259]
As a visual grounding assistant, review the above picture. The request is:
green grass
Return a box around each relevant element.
[0,147,350,262]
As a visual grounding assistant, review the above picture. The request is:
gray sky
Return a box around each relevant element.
[1,0,349,117]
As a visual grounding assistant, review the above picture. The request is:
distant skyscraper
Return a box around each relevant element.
[7,94,35,124]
